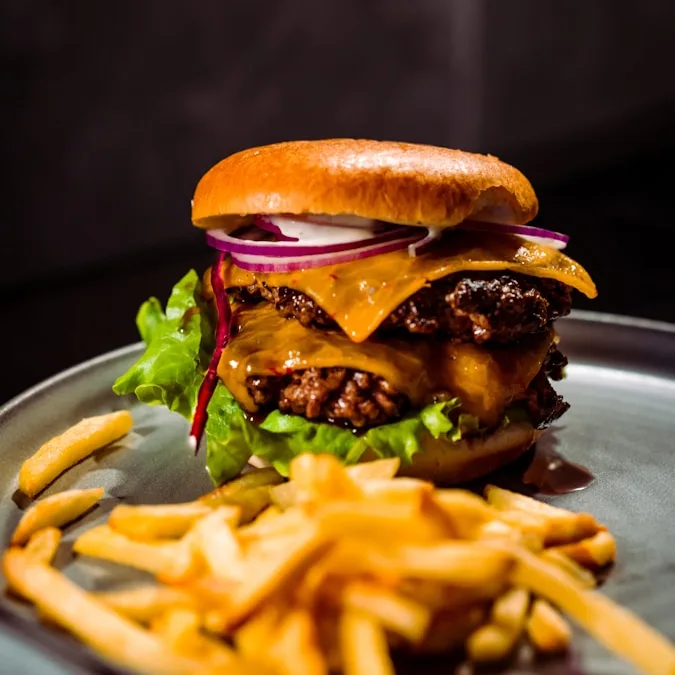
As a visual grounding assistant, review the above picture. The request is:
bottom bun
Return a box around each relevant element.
[395,421,542,485]
[248,420,541,485]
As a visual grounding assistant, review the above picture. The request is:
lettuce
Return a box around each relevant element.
[113,271,481,485]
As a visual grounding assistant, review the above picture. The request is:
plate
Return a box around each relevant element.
[1,310,674,675]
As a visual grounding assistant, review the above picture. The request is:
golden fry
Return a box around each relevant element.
[466,623,517,663]
[484,484,572,517]
[269,609,328,675]
[539,549,596,588]
[19,411,133,498]
[340,609,395,675]
[345,458,400,481]
[73,525,178,575]
[526,599,571,653]
[24,527,62,565]
[108,502,212,540]
[315,500,447,544]
[94,585,202,624]
[365,542,512,588]
[547,530,617,570]
[192,507,244,580]
[491,587,530,632]
[11,487,104,545]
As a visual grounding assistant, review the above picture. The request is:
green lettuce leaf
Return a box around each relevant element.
[113,270,484,485]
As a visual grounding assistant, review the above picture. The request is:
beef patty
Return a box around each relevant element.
[246,346,569,431]
[230,272,572,344]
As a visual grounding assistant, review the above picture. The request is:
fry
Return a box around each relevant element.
[539,549,596,588]
[269,609,328,675]
[491,587,529,632]
[345,458,400,481]
[94,585,202,624]
[18,411,133,498]
[341,581,430,643]
[192,507,244,580]
[315,501,448,544]
[73,525,178,575]
[509,544,675,675]
[108,502,212,540]
[546,530,617,570]
[526,599,571,653]
[11,487,104,545]
[484,484,572,517]
[2,549,212,675]
[24,527,61,565]
[466,623,516,663]
[365,542,512,587]
[340,609,394,675]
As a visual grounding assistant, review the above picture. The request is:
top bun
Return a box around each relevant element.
[192,139,538,231]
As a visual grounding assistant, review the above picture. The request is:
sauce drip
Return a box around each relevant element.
[189,253,231,453]
[522,436,594,495]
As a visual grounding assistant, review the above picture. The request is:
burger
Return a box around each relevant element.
[113,139,596,485]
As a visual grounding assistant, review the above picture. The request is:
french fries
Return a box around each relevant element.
[108,502,212,540]
[18,411,132,498]
[11,487,104,545]
[4,425,675,675]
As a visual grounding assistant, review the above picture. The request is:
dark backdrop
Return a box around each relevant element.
[2,0,675,405]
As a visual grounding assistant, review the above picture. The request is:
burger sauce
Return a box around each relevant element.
[189,253,230,453]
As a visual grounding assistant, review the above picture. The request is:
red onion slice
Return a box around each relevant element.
[205,222,416,256]
[229,230,425,272]
[459,221,570,249]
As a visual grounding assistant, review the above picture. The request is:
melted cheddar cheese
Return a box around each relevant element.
[218,231,596,343]
[219,303,555,426]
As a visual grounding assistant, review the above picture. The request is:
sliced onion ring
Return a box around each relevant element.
[229,230,425,272]
[459,221,570,250]
[205,222,416,257]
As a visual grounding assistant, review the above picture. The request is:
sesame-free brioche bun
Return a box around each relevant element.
[192,139,538,232]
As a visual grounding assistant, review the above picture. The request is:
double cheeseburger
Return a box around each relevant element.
[114,139,596,485]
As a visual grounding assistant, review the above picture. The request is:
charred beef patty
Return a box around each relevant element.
[247,346,569,431]
[230,272,571,344]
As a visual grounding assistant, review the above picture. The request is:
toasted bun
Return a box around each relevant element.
[192,139,538,232]
[390,422,541,485]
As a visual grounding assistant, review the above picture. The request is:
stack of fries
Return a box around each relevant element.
[3,412,675,675]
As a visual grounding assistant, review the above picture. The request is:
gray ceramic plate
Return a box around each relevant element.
[1,310,674,675]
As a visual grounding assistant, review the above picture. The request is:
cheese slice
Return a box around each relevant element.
[218,231,596,343]
[219,303,555,426]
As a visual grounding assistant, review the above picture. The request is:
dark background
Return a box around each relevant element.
[2,0,675,406]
